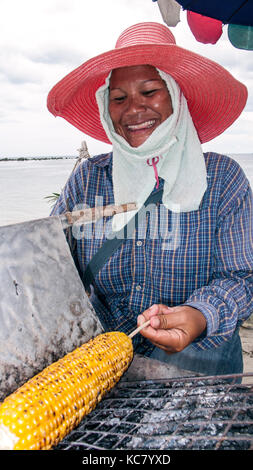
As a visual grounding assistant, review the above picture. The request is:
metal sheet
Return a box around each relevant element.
[0,216,103,401]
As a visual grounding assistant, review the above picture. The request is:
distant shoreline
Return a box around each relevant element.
[0,156,77,162]
[0,153,252,162]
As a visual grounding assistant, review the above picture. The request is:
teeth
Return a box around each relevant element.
[127,120,155,130]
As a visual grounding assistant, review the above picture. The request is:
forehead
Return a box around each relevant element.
[109,65,162,87]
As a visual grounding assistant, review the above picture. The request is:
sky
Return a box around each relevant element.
[0,0,253,158]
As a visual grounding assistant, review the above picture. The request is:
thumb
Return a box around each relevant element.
[149,311,178,330]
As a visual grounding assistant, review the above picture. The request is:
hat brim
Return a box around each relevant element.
[47,43,247,144]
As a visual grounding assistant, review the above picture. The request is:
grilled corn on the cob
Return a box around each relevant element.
[0,331,133,450]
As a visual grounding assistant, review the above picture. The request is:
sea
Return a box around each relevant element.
[0,153,252,227]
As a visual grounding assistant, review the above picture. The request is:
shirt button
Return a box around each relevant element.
[136,240,142,247]
[136,285,142,291]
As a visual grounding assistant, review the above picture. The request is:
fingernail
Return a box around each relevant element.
[151,317,160,328]
[149,304,157,312]
[137,314,144,324]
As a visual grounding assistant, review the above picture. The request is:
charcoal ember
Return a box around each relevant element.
[125,436,168,450]
[190,439,218,450]
[220,394,241,407]
[96,409,123,420]
[227,422,253,436]
[78,432,100,445]
[164,397,186,409]
[149,389,172,397]
[177,422,201,435]
[179,396,199,407]
[91,420,120,433]
[187,386,208,396]
[229,385,252,394]
[106,409,128,419]
[105,399,128,408]
[136,421,178,436]
[171,380,188,388]
[202,422,227,436]
[141,408,191,423]
[170,388,187,398]
[188,408,212,420]
[125,410,146,423]
[106,417,121,426]
[96,434,120,449]
[197,394,223,408]
[162,437,191,450]
[169,396,200,409]
[117,436,134,449]
[218,439,251,450]
[244,394,253,406]
[140,398,169,410]
[134,390,153,397]
[77,421,101,432]
[211,409,235,420]
[237,408,253,420]
[114,422,138,435]
[107,389,134,399]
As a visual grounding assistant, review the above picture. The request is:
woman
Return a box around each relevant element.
[48,22,253,378]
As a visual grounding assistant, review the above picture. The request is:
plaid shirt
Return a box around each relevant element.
[51,152,253,355]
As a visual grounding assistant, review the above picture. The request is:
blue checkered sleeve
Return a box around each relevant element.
[186,162,253,350]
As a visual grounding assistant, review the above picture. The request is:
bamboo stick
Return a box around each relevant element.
[129,320,151,339]
[60,202,137,229]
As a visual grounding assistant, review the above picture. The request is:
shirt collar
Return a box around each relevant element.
[88,152,112,168]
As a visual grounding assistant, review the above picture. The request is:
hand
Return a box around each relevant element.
[137,304,207,354]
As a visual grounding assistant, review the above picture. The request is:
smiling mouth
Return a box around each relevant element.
[126,120,156,131]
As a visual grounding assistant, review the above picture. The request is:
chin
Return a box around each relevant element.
[127,132,155,148]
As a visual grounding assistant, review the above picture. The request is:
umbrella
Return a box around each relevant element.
[157,1,253,49]
[186,11,223,44]
[176,1,253,26]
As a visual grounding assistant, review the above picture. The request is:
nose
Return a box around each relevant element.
[125,94,146,115]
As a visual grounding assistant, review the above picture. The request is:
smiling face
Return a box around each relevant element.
[108,65,173,147]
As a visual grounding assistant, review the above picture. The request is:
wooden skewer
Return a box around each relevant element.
[128,320,151,339]
[61,202,137,229]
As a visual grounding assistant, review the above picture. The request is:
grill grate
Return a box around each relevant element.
[55,373,253,451]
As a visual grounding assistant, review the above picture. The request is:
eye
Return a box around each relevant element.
[109,93,126,103]
[142,88,159,96]
[114,96,126,102]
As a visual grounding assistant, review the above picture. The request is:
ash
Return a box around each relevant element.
[55,374,253,451]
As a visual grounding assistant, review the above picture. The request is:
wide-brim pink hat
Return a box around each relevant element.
[47,22,247,144]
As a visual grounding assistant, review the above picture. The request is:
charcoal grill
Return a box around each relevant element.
[55,372,253,451]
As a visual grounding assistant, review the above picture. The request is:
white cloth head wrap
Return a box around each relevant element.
[96,69,207,232]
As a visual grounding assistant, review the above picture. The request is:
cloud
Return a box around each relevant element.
[0,47,43,85]
[203,111,253,154]
[27,45,87,66]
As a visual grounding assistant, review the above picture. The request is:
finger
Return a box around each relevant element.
[138,304,172,323]
[142,325,185,351]
[149,340,174,354]
[136,316,156,336]
[149,311,180,330]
